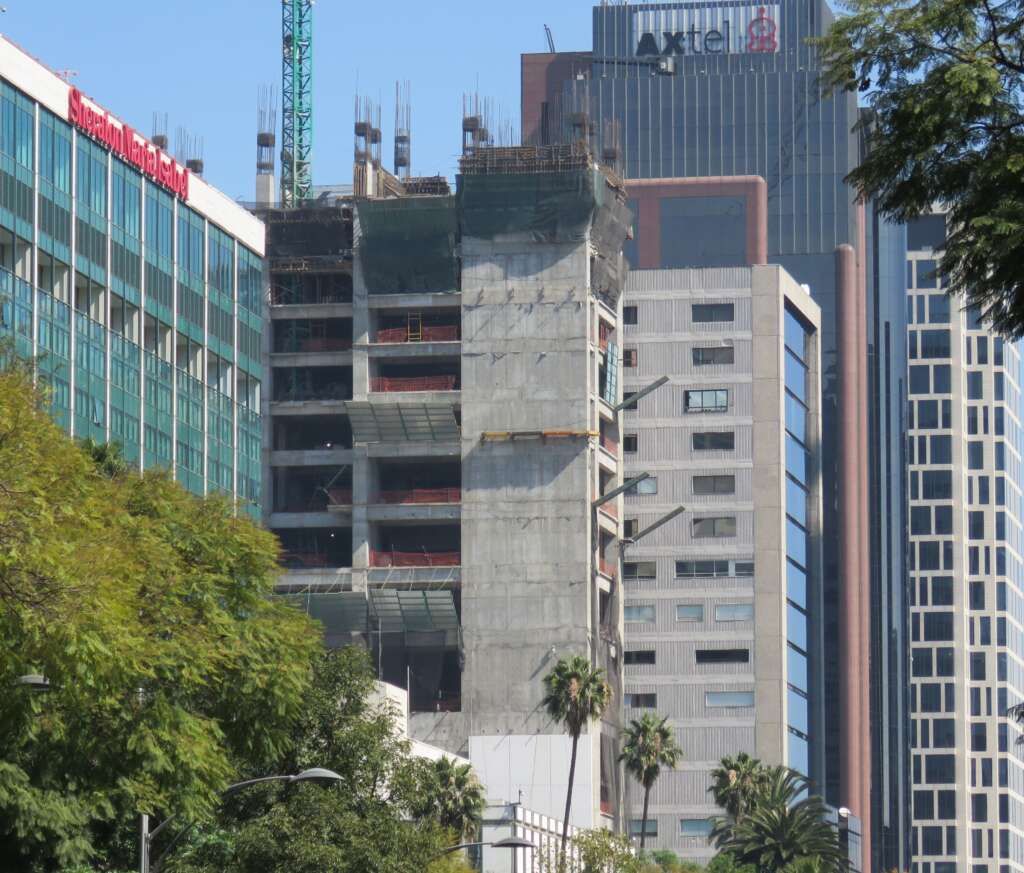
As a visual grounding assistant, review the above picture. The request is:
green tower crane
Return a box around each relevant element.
[281,0,313,206]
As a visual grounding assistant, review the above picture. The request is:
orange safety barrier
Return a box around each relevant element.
[370,550,461,568]
[598,558,617,579]
[378,488,461,504]
[598,500,619,520]
[376,325,460,343]
[600,433,618,453]
[327,488,353,505]
[371,375,457,392]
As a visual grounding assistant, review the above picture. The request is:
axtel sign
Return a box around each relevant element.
[67,88,189,201]
[634,4,779,56]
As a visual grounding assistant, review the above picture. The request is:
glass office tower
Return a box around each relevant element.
[0,36,266,507]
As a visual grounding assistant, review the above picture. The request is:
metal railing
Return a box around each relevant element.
[376,325,460,343]
[370,549,461,568]
[371,375,457,392]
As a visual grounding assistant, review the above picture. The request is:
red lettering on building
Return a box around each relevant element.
[67,87,189,201]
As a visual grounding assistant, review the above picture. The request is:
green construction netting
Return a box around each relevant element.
[458,168,601,243]
[356,196,458,294]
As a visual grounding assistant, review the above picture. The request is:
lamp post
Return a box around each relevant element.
[140,767,343,873]
[429,836,534,867]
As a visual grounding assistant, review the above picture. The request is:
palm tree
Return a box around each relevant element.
[542,654,612,861]
[620,713,682,853]
[1009,700,1024,743]
[412,756,487,843]
[708,751,768,823]
[715,765,846,873]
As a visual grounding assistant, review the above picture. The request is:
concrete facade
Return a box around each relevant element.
[620,265,823,861]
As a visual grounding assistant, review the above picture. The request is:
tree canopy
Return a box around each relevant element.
[816,0,1024,336]
[165,648,464,873]
[0,362,320,871]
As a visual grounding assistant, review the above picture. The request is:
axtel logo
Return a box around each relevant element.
[635,6,778,56]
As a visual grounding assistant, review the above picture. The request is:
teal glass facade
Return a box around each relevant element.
[0,74,264,510]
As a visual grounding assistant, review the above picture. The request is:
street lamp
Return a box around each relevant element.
[430,836,535,861]
[141,767,343,873]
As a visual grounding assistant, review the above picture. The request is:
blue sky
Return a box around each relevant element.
[7,1,596,202]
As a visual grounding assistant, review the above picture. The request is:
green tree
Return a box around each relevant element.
[708,752,769,824]
[165,647,456,873]
[620,713,682,852]
[539,827,642,873]
[1009,700,1024,743]
[409,755,486,843]
[0,364,320,871]
[541,655,612,862]
[815,0,1024,336]
[713,766,846,873]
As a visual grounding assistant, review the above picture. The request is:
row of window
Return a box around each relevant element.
[628,818,713,839]
[626,474,737,497]
[625,646,750,665]
[625,690,754,709]
[623,559,755,580]
[625,602,754,623]
[622,430,735,454]
[623,344,735,369]
[623,302,735,326]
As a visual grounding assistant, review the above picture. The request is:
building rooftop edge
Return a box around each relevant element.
[0,33,265,255]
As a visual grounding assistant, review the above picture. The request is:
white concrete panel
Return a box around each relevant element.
[470,733,596,829]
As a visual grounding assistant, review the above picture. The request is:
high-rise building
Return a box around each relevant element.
[0,37,266,505]
[905,213,1024,872]
[521,3,911,866]
[263,143,631,830]
[620,261,824,863]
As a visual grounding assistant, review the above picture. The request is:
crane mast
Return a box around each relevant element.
[281,0,313,206]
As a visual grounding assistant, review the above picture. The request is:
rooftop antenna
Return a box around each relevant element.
[544,24,556,53]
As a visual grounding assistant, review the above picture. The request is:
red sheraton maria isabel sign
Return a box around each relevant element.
[67,87,189,201]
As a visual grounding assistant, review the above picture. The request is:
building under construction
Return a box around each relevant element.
[256,135,631,831]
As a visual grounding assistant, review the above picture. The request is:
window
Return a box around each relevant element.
[920,329,951,358]
[933,719,956,747]
[624,650,656,665]
[623,347,638,367]
[635,477,658,495]
[685,389,728,413]
[676,560,730,577]
[679,819,713,837]
[693,474,735,495]
[625,692,657,708]
[692,303,734,323]
[925,755,956,783]
[716,603,754,621]
[922,470,953,500]
[910,365,930,394]
[693,516,736,538]
[624,605,655,623]
[693,431,734,450]
[624,519,638,538]
[706,691,754,708]
[624,562,657,580]
[967,371,984,400]
[623,433,638,453]
[676,604,705,622]
[621,392,638,410]
[696,649,749,664]
[693,346,734,366]
[629,818,657,837]
[623,306,637,325]
[924,613,954,641]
